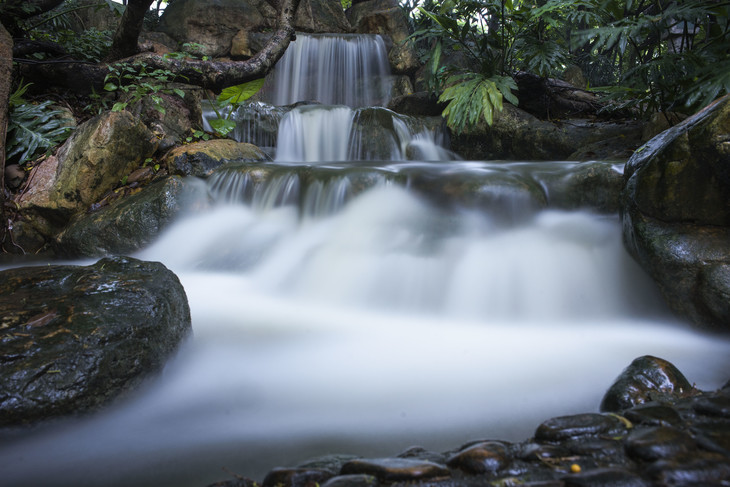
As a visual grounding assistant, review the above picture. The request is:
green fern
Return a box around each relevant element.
[6,101,73,164]
[439,73,518,134]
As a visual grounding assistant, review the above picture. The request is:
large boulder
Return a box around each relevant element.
[0,256,191,426]
[17,111,158,232]
[158,0,351,58]
[56,176,210,258]
[347,0,419,74]
[449,103,644,161]
[621,95,730,331]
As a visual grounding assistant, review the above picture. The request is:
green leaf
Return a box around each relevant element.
[217,78,266,107]
[6,101,73,164]
[209,118,237,137]
[103,82,118,92]
[111,102,127,112]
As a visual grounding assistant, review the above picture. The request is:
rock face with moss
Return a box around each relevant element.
[0,257,191,427]
[17,111,159,233]
[56,176,210,258]
[621,95,730,331]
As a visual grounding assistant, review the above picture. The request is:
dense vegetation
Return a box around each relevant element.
[403,0,730,132]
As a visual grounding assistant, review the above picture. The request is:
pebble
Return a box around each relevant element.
[535,413,626,442]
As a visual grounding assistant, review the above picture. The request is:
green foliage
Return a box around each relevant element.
[410,0,730,126]
[439,73,518,134]
[100,61,187,114]
[6,84,74,164]
[31,28,113,62]
[207,78,266,137]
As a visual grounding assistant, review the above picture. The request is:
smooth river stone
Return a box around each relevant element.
[339,458,449,482]
[535,413,627,442]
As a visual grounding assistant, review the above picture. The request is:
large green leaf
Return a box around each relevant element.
[6,101,73,164]
[217,78,266,107]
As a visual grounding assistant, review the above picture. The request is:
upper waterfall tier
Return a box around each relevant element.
[259,33,393,108]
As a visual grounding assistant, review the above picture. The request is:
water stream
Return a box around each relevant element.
[2,34,730,487]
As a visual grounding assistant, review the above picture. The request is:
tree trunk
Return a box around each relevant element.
[1,22,14,238]
[106,0,155,61]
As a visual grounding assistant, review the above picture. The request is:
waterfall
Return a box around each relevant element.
[259,33,392,107]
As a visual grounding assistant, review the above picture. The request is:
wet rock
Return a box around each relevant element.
[621,94,730,330]
[535,413,627,442]
[397,446,447,465]
[562,467,649,487]
[535,160,624,213]
[0,256,191,426]
[446,441,512,475]
[387,92,446,117]
[565,438,627,463]
[600,356,694,412]
[320,474,378,487]
[297,454,361,474]
[646,452,730,485]
[347,0,418,74]
[623,404,682,427]
[340,458,449,482]
[449,104,643,161]
[165,139,270,177]
[56,176,210,258]
[625,426,695,462]
[262,468,333,487]
[692,394,730,418]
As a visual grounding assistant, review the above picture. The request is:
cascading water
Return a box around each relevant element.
[2,34,730,487]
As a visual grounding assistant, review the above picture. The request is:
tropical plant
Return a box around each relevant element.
[207,78,266,137]
[101,61,187,113]
[6,83,74,164]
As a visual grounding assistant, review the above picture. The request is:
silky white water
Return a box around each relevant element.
[2,182,730,487]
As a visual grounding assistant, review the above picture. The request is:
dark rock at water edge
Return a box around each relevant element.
[0,256,191,427]
[621,94,730,331]
[600,355,694,413]
[56,176,210,258]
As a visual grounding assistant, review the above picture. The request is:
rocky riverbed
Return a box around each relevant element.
[208,356,730,487]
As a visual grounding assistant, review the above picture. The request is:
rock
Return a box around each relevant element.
[621,94,730,330]
[625,426,695,462]
[56,176,209,258]
[293,0,352,34]
[320,474,378,487]
[17,111,158,232]
[4,163,24,189]
[347,0,419,74]
[449,103,643,161]
[164,139,270,177]
[132,87,205,151]
[535,413,628,442]
[158,0,269,57]
[446,441,512,475]
[340,458,450,482]
[623,404,682,427]
[158,0,350,58]
[261,468,333,487]
[600,356,694,413]
[562,467,649,487]
[0,256,191,426]
[535,161,625,213]
[388,92,446,117]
